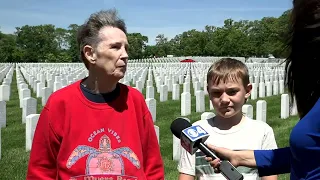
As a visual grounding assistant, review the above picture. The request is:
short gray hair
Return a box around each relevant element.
[77,9,127,69]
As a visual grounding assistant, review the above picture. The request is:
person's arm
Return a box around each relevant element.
[254,147,291,176]
[260,125,278,180]
[142,111,165,179]
[179,173,195,180]
[261,175,278,180]
[235,148,291,175]
[177,146,196,180]
[26,106,61,179]
[206,145,291,176]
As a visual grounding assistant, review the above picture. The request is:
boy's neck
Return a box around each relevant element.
[212,112,245,130]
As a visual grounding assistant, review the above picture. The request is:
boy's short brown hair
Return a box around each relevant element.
[207,58,250,87]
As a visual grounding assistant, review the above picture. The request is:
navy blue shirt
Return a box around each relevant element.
[80,82,120,103]
[254,98,320,179]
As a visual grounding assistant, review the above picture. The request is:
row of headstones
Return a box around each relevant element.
[132,72,284,104]
[0,65,15,102]
[18,65,87,92]
[19,65,87,83]
[16,62,284,74]
[124,65,284,95]
[0,68,49,157]
[114,60,283,81]
[125,64,284,85]
[0,66,80,155]
[14,62,285,128]
[126,63,284,72]
[96,70,285,106]
[128,56,258,63]
[123,65,284,96]
[0,65,17,159]
[125,63,284,76]
[0,65,15,128]
[15,62,284,93]
[172,95,297,161]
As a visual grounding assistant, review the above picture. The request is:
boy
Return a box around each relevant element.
[177,58,278,180]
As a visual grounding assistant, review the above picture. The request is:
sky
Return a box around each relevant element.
[0,0,292,45]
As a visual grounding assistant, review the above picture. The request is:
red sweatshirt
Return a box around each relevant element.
[27,80,164,180]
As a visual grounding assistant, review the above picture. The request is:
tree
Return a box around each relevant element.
[0,8,291,62]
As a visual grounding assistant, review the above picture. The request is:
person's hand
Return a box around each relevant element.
[204,143,239,173]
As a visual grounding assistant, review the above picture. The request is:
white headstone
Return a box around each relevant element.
[26,114,40,151]
[183,82,190,93]
[42,87,52,106]
[0,101,6,128]
[146,86,154,99]
[281,94,289,119]
[22,97,37,124]
[136,80,143,92]
[160,85,168,102]
[259,82,265,98]
[266,82,272,97]
[145,98,156,122]
[195,90,205,112]
[256,100,267,122]
[172,84,180,100]
[20,88,31,108]
[53,82,62,92]
[242,104,253,119]
[251,83,257,100]
[279,80,284,94]
[0,85,10,101]
[181,92,191,116]
[273,81,279,95]
[36,82,45,98]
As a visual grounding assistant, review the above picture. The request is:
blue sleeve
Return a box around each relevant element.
[254,147,291,176]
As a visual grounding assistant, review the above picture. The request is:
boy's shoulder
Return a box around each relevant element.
[244,116,272,127]
[191,116,274,132]
[243,116,275,134]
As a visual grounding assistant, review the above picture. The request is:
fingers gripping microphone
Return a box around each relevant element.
[170,118,244,180]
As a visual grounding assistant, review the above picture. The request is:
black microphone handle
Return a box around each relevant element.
[197,142,244,180]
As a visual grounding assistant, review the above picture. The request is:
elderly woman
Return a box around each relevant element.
[27,9,164,180]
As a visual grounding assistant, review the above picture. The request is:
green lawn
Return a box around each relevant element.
[0,70,298,180]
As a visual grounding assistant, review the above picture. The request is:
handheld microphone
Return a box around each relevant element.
[170,117,244,180]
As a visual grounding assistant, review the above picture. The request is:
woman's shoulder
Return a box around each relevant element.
[45,80,80,108]
[119,83,145,99]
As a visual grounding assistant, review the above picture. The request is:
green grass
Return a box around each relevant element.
[0,72,298,179]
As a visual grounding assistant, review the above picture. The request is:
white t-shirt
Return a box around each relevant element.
[177,116,278,180]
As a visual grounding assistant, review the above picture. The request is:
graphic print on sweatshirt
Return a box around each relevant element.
[66,128,140,179]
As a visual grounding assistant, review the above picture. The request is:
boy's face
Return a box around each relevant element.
[207,78,252,119]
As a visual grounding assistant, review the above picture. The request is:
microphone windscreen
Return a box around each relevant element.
[170,118,192,138]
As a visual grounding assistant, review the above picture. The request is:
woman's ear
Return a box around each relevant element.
[83,45,97,65]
